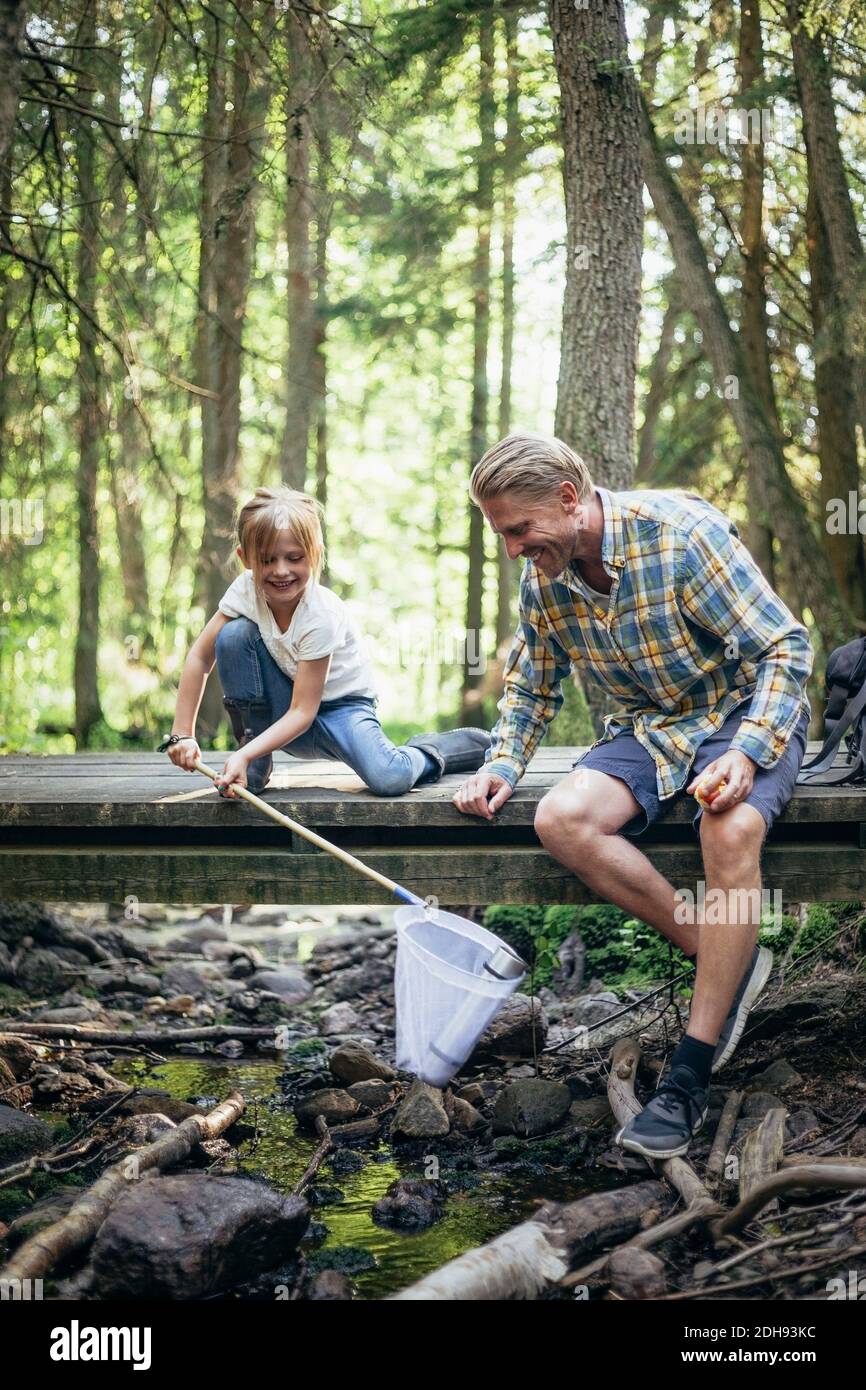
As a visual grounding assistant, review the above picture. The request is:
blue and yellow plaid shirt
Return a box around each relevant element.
[485,486,813,799]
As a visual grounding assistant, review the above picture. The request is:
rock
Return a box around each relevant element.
[330,959,394,999]
[90,1173,310,1299]
[742,1091,785,1118]
[606,1246,666,1299]
[159,994,197,1015]
[0,940,13,981]
[568,1096,614,1128]
[161,960,229,996]
[214,1039,245,1059]
[307,1185,345,1208]
[743,996,827,1043]
[293,1088,360,1130]
[849,1127,866,1156]
[32,1005,101,1023]
[203,941,266,968]
[119,1094,204,1124]
[492,1080,572,1137]
[120,1113,178,1144]
[0,1104,52,1163]
[454,1082,485,1106]
[785,1108,821,1142]
[88,969,162,996]
[14,946,90,994]
[0,1034,43,1078]
[749,1059,803,1091]
[469,993,548,1062]
[308,1270,353,1300]
[177,919,228,944]
[444,1093,486,1134]
[552,930,586,990]
[391,1079,450,1139]
[328,1041,396,1086]
[244,968,310,1003]
[571,992,621,1027]
[6,1188,82,1247]
[319,1002,363,1036]
[346,1079,395,1111]
[372,1178,448,1231]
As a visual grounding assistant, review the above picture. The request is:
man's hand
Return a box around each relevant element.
[687,750,756,813]
[216,750,250,799]
[453,771,513,820]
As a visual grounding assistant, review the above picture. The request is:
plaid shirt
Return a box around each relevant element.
[485,486,813,799]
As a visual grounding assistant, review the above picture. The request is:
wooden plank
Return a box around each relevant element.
[1,784,863,826]
[0,842,863,905]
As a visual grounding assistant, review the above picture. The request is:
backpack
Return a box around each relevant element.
[796,636,866,786]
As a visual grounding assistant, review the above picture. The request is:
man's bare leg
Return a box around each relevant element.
[536,768,767,1046]
[688,802,766,1045]
[534,767,699,957]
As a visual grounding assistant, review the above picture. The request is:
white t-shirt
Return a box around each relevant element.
[217,570,378,702]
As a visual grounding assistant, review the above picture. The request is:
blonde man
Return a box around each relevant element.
[454,432,813,1159]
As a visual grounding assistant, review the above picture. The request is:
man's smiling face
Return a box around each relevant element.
[481,484,587,580]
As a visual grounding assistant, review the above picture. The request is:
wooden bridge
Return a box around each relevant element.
[0,748,864,907]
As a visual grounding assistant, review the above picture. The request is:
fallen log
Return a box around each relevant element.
[389,1180,666,1300]
[560,1037,721,1293]
[0,1022,280,1047]
[292,1115,332,1196]
[713,1162,866,1239]
[0,1090,245,1282]
[739,1107,787,1215]
[706,1089,743,1189]
[607,1037,719,1216]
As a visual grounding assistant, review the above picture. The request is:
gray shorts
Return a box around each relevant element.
[571,706,810,838]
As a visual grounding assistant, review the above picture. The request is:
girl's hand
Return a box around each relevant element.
[216,751,249,799]
[167,737,201,772]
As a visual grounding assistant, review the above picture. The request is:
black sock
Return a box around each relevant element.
[669,1034,714,1088]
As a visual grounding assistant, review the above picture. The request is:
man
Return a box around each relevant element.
[454,432,813,1159]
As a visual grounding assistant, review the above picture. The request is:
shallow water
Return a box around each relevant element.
[109,1054,606,1300]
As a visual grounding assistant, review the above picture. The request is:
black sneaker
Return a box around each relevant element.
[615,1064,709,1160]
[711,945,773,1074]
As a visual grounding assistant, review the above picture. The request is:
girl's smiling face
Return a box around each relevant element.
[238,529,311,604]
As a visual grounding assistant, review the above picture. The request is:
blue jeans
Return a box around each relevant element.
[214,616,432,796]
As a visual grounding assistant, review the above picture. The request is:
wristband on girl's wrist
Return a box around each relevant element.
[158,733,197,752]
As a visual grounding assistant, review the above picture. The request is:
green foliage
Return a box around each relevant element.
[484,899,693,992]
[760,902,864,962]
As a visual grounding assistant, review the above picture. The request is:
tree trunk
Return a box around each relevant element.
[640,95,850,654]
[194,15,269,737]
[806,183,866,623]
[787,1,866,441]
[192,3,228,624]
[0,0,22,181]
[636,284,679,484]
[279,12,316,490]
[738,0,776,586]
[0,0,23,478]
[496,11,519,655]
[460,10,495,726]
[313,127,330,584]
[73,0,105,747]
[106,21,158,662]
[549,0,643,484]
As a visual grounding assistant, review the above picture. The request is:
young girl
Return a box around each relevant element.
[162,486,490,798]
